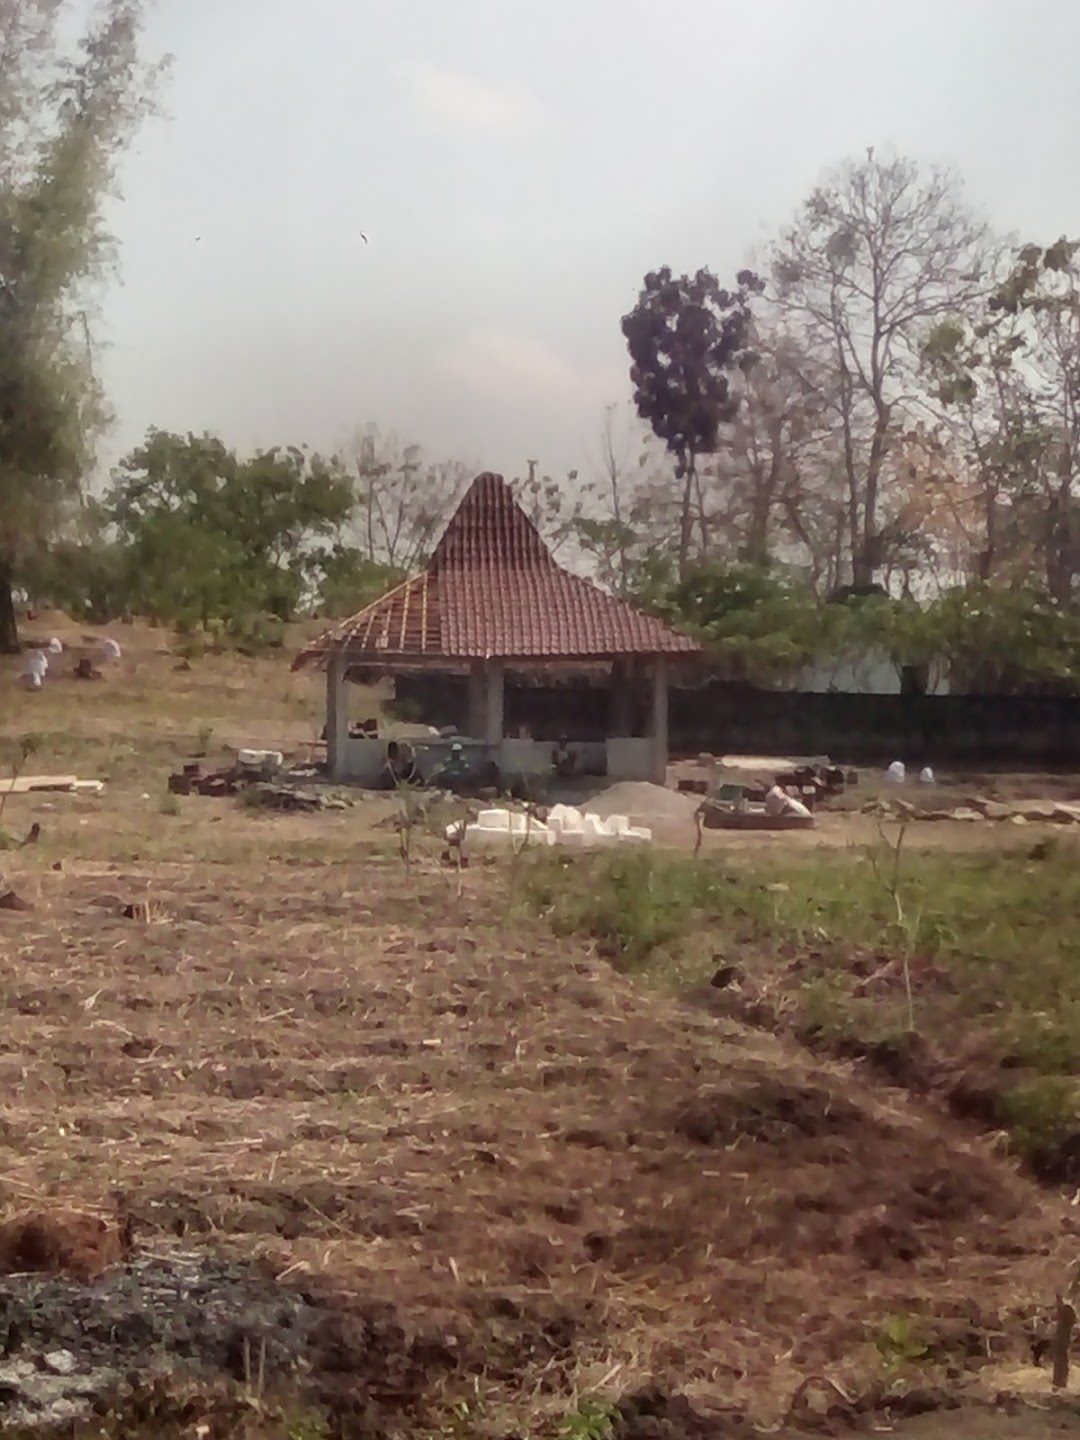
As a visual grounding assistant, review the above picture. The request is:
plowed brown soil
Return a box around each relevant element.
[0,850,1075,1431]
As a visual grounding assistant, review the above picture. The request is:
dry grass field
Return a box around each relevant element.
[2,618,1080,1438]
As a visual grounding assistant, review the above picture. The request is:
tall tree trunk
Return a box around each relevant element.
[851,543,874,588]
[746,490,772,567]
[677,459,695,580]
[0,559,19,652]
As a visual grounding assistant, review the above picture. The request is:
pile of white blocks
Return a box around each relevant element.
[448,804,651,850]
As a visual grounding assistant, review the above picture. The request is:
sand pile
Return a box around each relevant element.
[583,781,699,830]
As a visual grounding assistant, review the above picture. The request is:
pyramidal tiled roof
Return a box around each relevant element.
[294,472,699,667]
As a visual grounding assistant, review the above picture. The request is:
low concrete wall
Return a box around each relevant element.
[498,738,607,778]
[607,737,657,782]
[669,686,1080,766]
[395,675,1080,766]
[340,737,386,784]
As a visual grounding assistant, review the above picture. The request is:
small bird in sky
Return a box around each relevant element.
[360,232,369,244]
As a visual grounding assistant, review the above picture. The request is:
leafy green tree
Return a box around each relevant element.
[312,545,404,618]
[930,584,1080,694]
[19,529,131,624]
[645,560,836,685]
[103,429,354,625]
[622,266,763,578]
[0,0,163,650]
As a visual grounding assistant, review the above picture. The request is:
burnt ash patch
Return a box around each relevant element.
[0,1248,457,1431]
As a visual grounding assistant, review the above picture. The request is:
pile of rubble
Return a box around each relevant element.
[168,747,286,797]
[167,750,363,814]
[244,784,353,813]
[680,760,855,811]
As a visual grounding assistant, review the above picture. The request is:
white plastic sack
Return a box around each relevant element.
[885,761,906,783]
[919,766,935,783]
[237,748,283,769]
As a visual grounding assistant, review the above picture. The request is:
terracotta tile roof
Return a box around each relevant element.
[295,472,698,667]
[326,572,441,656]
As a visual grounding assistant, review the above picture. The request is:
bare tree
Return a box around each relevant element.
[554,404,668,591]
[926,238,1080,600]
[770,149,991,587]
[701,327,823,567]
[510,458,581,557]
[340,424,471,572]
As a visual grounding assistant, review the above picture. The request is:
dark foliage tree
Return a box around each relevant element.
[621,266,763,578]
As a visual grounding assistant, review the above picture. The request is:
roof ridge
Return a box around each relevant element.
[431,471,551,572]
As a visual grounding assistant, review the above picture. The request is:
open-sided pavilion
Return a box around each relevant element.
[293,472,700,786]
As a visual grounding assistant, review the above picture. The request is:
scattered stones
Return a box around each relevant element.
[863,795,1080,826]
[41,1351,77,1377]
[0,1355,119,1431]
[247,784,351,813]
[167,756,355,812]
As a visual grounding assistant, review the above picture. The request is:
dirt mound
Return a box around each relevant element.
[673,1078,865,1146]
[0,1210,131,1282]
[596,1069,1038,1291]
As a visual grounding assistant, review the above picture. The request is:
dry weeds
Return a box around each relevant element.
[0,853,1074,1426]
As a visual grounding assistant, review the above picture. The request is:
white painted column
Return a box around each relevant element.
[484,660,504,746]
[467,661,486,738]
[325,652,348,781]
[649,655,668,785]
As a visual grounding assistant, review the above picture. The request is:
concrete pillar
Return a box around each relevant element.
[610,659,633,737]
[467,661,486,738]
[484,660,504,746]
[648,655,668,785]
[325,652,348,781]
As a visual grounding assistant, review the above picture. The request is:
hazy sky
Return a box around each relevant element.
[97,0,1080,483]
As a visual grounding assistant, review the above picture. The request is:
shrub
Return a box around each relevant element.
[525,849,741,970]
